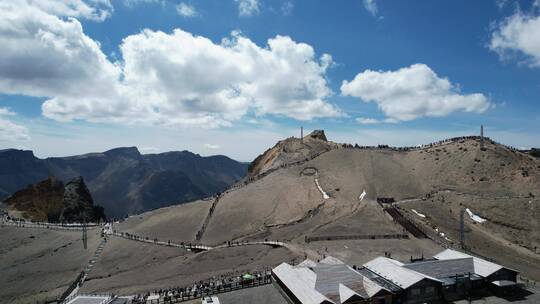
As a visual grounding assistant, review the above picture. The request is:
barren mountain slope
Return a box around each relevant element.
[116,199,212,243]
[81,238,297,296]
[247,130,340,178]
[122,137,539,247]
[0,227,101,304]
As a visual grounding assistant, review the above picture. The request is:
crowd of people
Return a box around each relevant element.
[131,269,272,303]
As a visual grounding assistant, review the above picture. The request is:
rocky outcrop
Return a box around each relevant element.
[247,129,340,178]
[2,176,64,221]
[4,176,105,222]
[59,177,103,222]
[307,129,327,141]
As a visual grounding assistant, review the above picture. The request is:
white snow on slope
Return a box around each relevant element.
[466,208,486,223]
[412,209,426,218]
[359,190,367,201]
[314,178,330,199]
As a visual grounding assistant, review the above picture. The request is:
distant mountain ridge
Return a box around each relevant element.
[0,147,247,217]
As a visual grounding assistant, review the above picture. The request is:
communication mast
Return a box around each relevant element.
[82,216,87,250]
[460,209,465,249]
[480,125,485,151]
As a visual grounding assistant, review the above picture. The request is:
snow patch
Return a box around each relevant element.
[412,209,426,218]
[466,208,487,223]
[314,178,330,199]
[359,190,367,201]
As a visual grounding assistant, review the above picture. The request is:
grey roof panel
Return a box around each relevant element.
[404,258,475,279]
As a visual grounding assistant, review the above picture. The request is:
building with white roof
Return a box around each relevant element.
[273,250,520,304]
[272,257,392,304]
[433,249,518,287]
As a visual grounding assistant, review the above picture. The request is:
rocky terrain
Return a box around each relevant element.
[0,148,247,217]
[3,176,105,222]
[1,131,539,303]
[247,130,340,178]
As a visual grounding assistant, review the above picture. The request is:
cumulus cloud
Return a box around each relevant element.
[235,0,260,16]
[176,2,197,17]
[0,0,121,101]
[341,64,491,122]
[363,0,378,16]
[0,108,30,142]
[0,1,341,128]
[489,9,540,67]
[115,30,340,125]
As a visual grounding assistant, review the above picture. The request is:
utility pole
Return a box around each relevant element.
[82,215,87,250]
[480,125,485,151]
[460,209,465,249]
[301,126,303,145]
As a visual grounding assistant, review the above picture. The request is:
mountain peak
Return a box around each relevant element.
[104,147,141,158]
[0,149,36,158]
[305,129,327,142]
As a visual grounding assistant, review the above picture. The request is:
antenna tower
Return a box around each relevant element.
[82,216,87,250]
[460,209,465,249]
[480,125,485,151]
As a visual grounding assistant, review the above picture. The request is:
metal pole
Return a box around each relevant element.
[480,125,485,151]
[83,216,87,250]
[460,209,465,249]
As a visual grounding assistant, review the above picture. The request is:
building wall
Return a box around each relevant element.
[488,269,518,283]
[403,280,441,304]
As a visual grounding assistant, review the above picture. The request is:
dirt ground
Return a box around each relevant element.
[0,226,101,304]
[81,237,298,296]
[116,199,211,243]
[398,194,540,281]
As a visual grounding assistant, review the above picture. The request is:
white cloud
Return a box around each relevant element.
[363,0,378,16]
[204,143,220,149]
[355,117,397,124]
[281,1,294,16]
[341,64,491,122]
[0,107,16,116]
[356,117,379,124]
[0,1,341,128]
[176,2,197,17]
[0,107,30,142]
[0,0,121,104]
[28,0,113,21]
[489,10,540,67]
[235,0,260,16]
[0,118,30,142]
[123,0,163,7]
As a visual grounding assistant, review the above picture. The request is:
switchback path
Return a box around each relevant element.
[108,229,285,253]
[0,217,101,231]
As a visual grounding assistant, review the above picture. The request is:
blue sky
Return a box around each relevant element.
[0,0,539,161]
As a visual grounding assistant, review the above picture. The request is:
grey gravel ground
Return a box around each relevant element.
[453,284,540,303]
[216,284,289,304]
